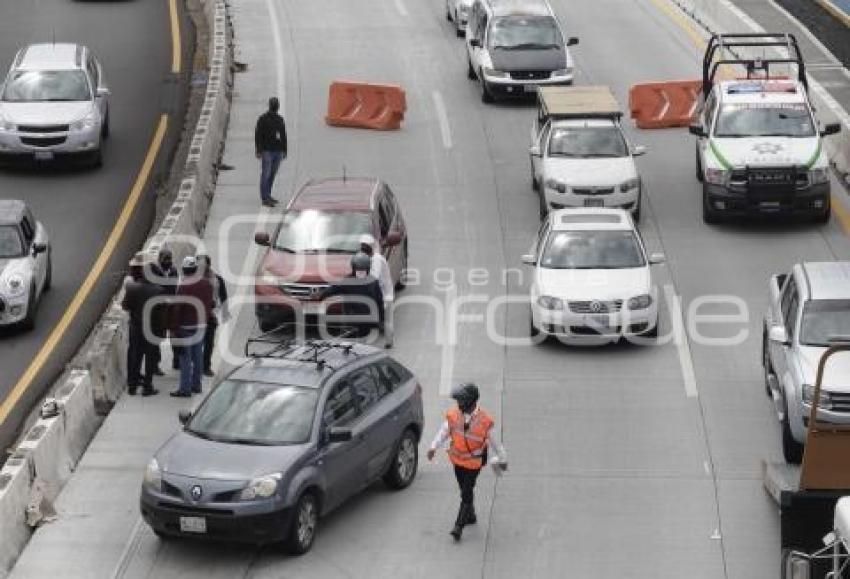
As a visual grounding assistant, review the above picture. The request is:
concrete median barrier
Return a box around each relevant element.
[326,81,407,130]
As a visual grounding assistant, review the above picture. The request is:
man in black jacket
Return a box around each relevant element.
[150,248,180,372]
[255,96,287,207]
[122,255,164,396]
[199,254,228,377]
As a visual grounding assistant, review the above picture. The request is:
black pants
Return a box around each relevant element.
[127,325,158,390]
[203,316,218,372]
[453,464,482,505]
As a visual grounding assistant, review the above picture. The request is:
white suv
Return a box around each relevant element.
[522,208,664,343]
[446,0,473,37]
[0,43,110,167]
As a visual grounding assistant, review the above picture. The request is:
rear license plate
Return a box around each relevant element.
[584,198,604,207]
[179,516,207,534]
[524,84,538,93]
[34,151,53,161]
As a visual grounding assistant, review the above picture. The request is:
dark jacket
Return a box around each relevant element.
[150,262,179,296]
[325,275,383,326]
[169,277,214,330]
[255,111,287,154]
[122,279,165,335]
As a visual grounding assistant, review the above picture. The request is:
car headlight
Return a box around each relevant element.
[3,274,26,297]
[0,118,14,132]
[537,295,564,310]
[704,168,728,185]
[239,473,282,501]
[809,167,829,185]
[802,384,833,410]
[545,178,567,194]
[552,67,573,77]
[144,458,162,491]
[71,111,98,131]
[620,178,640,193]
[627,294,652,310]
[483,67,508,79]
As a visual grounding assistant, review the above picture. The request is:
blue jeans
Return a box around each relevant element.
[260,151,284,201]
[177,327,205,394]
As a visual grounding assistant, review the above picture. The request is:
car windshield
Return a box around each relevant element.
[540,230,645,269]
[800,300,850,347]
[548,126,628,158]
[187,380,319,445]
[713,103,815,138]
[274,210,372,253]
[2,70,91,102]
[0,225,23,258]
[489,16,562,50]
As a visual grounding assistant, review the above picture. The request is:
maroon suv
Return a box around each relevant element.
[254,177,408,332]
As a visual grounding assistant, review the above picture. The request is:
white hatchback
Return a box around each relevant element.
[522,208,664,342]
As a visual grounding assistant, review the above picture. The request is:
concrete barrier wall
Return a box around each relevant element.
[0,0,232,576]
[668,0,850,183]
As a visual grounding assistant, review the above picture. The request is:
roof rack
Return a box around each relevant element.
[244,322,363,370]
[702,33,807,100]
[537,86,622,123]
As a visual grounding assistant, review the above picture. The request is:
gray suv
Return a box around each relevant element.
[140,340,424,553]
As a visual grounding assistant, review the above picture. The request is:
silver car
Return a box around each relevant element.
[0,200,51,330]
[140,341,424,553]
[0,43,110,167]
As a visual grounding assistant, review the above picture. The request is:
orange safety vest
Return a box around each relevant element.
[446,407,494,470]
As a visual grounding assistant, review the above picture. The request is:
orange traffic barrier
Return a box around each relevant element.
[629,80,702,129]
[326,81,407,130]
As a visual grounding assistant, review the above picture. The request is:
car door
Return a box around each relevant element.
[696,89,717,165]
[771,277,799,398]
[19,215,43,293]
[317,380,369,511]
[467,6,487,74]
[347,365,398,481]
[88,56,107,118]
[531,119,552,189]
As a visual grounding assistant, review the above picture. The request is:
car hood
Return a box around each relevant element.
[157,430,310,480]
[543,157,636,187]
[0,257,28,280]
[534,266,651,301]
[490,46,567,72]
[798,346,850,393]
[260,251,354,285]
[708,137,822,168]
[0,101,93,126]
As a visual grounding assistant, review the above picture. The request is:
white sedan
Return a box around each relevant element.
[522,208,664,343]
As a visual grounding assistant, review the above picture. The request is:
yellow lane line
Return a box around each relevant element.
[814,0,850,29]
[0,115,169,426]
[169,0,182,74]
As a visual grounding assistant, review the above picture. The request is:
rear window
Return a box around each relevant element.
[3,70,91,102]
[548,126,628,158]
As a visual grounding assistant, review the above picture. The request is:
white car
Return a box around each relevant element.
[0,200,51,330]
[0,43,110,167]
[522,208,664,342]
[445,0,473,37]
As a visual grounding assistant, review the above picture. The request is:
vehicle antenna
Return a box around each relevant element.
[343,165,346,183]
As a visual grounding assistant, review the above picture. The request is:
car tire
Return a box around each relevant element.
[702,187,719,224]
[762,337,774,398]
[20,285,37,331]
[480,74,494,103]
[781,403,804,464]
[814,203,830,224]
[467,58,476,81]
[101,111,110,139]
[643,322,658,338]
[90,148,103,169]
[695,148,703,183]
[529,315,540,339]
[285,492,319,555]
[395,242,408,291]
[43,249,52,292]
[383,429,418,490]
[538,192,548,221]
[632,193,641,223]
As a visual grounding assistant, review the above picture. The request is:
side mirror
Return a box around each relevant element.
[385,231,402,246]
[254,232,270,246]
[96,87,111,98]
[178,409,193,425]
[631,145,648,157]
[820,122,841,137]
[470,38,481,48]
[328,426,353,443]
[768,325,790,346]
[32,242,47,255]
[529,144,541,157]
[521,254,536,266]
[567,37,579,46]
[688,124,706,137]
[784,553,810,579]
[648,253,665,265]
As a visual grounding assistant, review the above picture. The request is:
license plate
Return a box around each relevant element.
[524,84,538,93]
[587,315,610,328]
[759,201,781,211]
[34,151,53,161]
[179,516,207,534]
[301,301,324,315]
[584,198,604,207]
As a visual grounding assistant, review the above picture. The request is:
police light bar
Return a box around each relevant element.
[726,81,797,94]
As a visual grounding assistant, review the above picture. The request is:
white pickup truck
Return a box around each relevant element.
[763,262,850,463]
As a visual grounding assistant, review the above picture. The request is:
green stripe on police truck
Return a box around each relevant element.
[709,140,732,170]
[805,140,822,170]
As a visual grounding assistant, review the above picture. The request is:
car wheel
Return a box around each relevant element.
[101,111,110,139]
[286,492,319,555]
[702,187,719,224]
[529,314,540,339]
[814,203,830,224]
[781,403,804,464]
[467,58,476,81]
[695,148,703,182]
[762,338,773,398]
[632,194,641,223]
[43,249,52,292]
[90,148,103,169]
[642,322,658,338]
[480,75,494,103]
[383,429,418,489]
[395,242,408,291]
[538,192,548,221]
[20,285,37,331]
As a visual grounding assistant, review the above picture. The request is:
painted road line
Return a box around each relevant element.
[265,0,286,108]
[0,116,169,426]
[169,0,182,74]
[432,90,453,150]
[815,0,850,28]
[664,284,699,398]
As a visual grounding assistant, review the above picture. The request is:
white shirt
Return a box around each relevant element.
[429,407,507,462]
[370,252,394,302]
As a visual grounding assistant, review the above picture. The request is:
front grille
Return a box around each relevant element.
[21,136,66,147]
[572,187,615,196]
[509,70,551,80]
[828,392,850,413]
[568,300,623,314]
[18,125,69,133]
[162,481,183,499]
[158,502,235,516]
[279,283,330,299]
[212,489,242,502]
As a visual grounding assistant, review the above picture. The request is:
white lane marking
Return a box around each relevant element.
[656,89,670,121]
[393,0,409,17]
[664,285,699,398]
[703,460,711,475]
[265,0,287,107]
[439,285,457,396]
[109,517,143,579]
[432,90,453,150]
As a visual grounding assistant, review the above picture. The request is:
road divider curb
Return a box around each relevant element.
[0,1,233,576]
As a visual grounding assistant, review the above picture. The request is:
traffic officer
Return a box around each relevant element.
[427,383,507,541]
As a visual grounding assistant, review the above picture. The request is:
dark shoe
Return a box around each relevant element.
[450,524,462,541]
[169,391,191,398]
[467,506,477,525]
[153,368,165,376]
[203,369,215,377]
[141,388,160,397]
[172,362,180,370]
[261,199,275,208]
[192,389,202,394]
[268,197,279,205]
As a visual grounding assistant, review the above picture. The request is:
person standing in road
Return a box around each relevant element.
[198,254,229,377]
[255,96,287,208]
[150,248,180,373]
[427,383,507,541]
[359,235,394,348]
[121,254,163,397]
[169,256,213,398]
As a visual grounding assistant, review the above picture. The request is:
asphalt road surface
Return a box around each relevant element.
[0,0,184,449]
